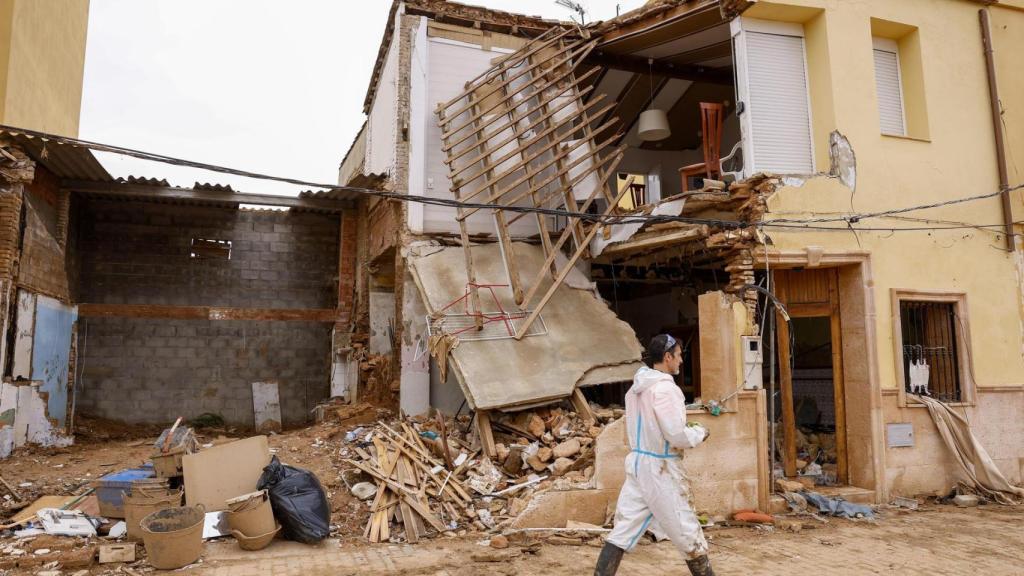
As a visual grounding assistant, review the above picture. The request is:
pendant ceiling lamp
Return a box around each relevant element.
[638,58,670,142]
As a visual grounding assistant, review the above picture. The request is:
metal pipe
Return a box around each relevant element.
[979,8,1015,252]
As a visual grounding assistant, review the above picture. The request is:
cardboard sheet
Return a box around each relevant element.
[409,242,643,410]
[183,436,271,511]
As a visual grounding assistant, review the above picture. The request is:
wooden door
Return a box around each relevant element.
[774,268,847,484]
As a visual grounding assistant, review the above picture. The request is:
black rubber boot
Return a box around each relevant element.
[685,555,715,576]
[594,542,625,576]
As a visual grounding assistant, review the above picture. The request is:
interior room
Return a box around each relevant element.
[581,2,741,210]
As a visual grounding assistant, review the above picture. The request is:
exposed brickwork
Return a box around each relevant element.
[337,210,359,327]
[77,318,330,426]
[76,200,339,309]
[74,200,342,426]
[18,168,71,301]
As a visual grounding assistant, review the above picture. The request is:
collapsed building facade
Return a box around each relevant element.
[336,0,1024,517]
[1,0,1023,520]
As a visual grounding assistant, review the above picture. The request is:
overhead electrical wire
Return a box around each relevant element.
[3,124,1022,235]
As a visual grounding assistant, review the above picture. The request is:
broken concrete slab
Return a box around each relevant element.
[408,242,642,410]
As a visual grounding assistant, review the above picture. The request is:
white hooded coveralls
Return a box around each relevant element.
[606,366,709,559]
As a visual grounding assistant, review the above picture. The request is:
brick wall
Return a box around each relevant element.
[77,318,330,426]
[76,200,339,308]
[75,200,341,426]
[19,167,71,300]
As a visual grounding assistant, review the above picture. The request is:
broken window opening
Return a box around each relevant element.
[190,238,232,260]
[899,300,962,403]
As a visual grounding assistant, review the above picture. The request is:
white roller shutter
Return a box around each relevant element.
[732,19,815,175]
[872,38,905,136]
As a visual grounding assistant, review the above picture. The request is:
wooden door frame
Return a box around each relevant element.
[774,268,848,484]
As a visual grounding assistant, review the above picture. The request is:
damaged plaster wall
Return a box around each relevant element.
[0,380,73,459]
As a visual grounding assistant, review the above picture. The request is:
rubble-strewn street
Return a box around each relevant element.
[2,416,1023,575]
[176,505,1024,575]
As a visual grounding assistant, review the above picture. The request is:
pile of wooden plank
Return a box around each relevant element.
[345,422,475,543]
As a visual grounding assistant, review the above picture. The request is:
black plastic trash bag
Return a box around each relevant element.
[257,455,331,543]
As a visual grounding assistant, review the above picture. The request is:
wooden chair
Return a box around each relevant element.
[678,102,725,192]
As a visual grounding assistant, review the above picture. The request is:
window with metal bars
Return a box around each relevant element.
[899,300,961,402]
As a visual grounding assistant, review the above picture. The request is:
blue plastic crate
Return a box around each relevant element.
[95,464,155,518]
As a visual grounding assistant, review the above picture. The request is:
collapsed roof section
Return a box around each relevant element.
[434,27,631,340]
[408,241,642,411]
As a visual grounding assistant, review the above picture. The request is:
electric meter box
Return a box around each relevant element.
[742,336,763,390]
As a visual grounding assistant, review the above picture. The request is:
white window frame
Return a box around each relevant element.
[872,37,907,137]
[730,17,816,177]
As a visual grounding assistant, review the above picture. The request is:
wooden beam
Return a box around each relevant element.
[571,387,596,425]
[599,225,709,259]
[476,410,497,459]
[775,272,798,479]
[585,52,733,85]
[828,270,848,485]
[77,303,338,322]
[64,180,351,211]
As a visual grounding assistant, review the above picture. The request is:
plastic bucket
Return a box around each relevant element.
[140,505,205,569]
[124,489,182,542]
[230,524,281,551]
[226,490,275,537]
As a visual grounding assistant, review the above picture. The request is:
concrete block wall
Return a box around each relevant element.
[74,200,341,426]
[76,200,338,308]
[77,318,330,426]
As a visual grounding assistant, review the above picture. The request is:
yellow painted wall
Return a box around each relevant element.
[745,0,1024,392]
[0,0,89,137]
[990,4,1024,209]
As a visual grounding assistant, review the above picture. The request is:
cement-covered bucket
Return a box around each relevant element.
[140,504,205,569]
[226,490,275,537]
[124,489,182,542]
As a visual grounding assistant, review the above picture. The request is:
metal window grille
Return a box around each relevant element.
[899,300,961,402]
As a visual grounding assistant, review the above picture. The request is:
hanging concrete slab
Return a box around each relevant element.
[408,242,642,411]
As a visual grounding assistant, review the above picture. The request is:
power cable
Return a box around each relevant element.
[5,124,1022,234]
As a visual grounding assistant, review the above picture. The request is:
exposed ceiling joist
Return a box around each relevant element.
[585,51,732,84]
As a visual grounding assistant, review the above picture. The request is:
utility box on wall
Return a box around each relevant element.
[742,336,763,390]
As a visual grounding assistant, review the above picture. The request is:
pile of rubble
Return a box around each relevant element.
[337,401,621,544]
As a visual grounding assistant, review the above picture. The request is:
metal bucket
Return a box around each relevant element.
[124,489,182,542]
[140,505,205,570]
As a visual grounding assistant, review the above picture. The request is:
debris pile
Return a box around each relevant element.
[1,418,331,572]
[338,401,620,544]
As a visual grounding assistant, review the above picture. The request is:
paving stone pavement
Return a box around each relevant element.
[191,505,1024,575]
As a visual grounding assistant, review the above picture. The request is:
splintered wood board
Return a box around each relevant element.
[183,436,271,511]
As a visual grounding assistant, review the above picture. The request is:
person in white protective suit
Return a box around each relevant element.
[594,334,714,576]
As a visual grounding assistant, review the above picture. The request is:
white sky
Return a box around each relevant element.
[80,0,642,196]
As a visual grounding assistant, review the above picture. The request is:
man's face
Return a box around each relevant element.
[664,346,683,376]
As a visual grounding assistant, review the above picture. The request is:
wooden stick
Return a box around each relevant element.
[450,100,616,198]
[162,416,182,453]
[457,123,620,219]
[515,151,626,308]
[434,27,569,112]
[443,66,599,167]
[515,183,631,340]
[468,88,524,305]
[439,108,484,330]
[570,387,596,425]
[475,410,497,459]
[444,75,599,170]
[0,476,21,501]
[438,37,591,132]
[533,38,586,251]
